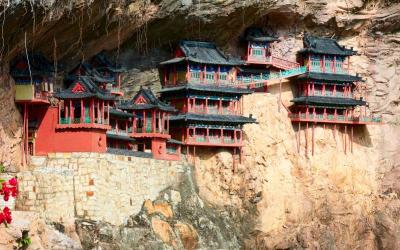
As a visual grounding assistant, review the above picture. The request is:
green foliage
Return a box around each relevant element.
[17,231,32,249]
[0,163,4,173]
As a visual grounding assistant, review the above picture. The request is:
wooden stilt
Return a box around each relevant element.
[351,126,354,153]
[297,122,301,153]
[333,124,337,142]
[239,147,243,164]
[305,122,309,158]
[344,125,347,155]
[26,105,29,164]
[233,148,236,173]
[312,123,315,156]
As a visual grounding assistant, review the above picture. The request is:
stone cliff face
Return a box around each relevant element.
[1,0,400,249]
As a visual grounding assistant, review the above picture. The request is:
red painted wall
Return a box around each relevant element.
[34,107,107,155]
[151,138,180,161]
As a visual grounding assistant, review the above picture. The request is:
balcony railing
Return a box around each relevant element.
[59,117,108,125]
[108,129,129,136]
[188,136,239,144]
[289,113,382,123]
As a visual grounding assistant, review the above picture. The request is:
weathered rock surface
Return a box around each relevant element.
[0,0,400,249]
[0,211,82,250]
[76,172,239,249]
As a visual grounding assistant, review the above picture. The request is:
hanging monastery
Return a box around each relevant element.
[11,28,382,166]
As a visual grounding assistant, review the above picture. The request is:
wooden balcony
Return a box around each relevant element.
[185,136,243,147]
[246,55,300,70]
[15,85,50,104]
[289,113,383,125]
[56,117,110,130]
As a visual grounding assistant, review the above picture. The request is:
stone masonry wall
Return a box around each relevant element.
[16,153,188,225]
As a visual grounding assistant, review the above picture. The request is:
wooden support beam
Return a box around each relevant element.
[305,122,309,158]
[297,122,301,153]
[344,125,347,155]
[233,148,237,173]
[312,123,315,156]
[351,126,354,153]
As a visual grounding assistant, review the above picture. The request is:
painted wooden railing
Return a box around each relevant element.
[289,113,383,123]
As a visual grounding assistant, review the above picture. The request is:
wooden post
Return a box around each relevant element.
[90,98,94,123]
[305,122,308,158]
[297,122,301,153]
[344,125,347,155]
[233,148,236,173]
[143,111,146,132]
[70,100,73,122]
[312,123,315,156]
[351,126,354,153]
[205,98,209,114]
[81,99,84,123]
[173,64,177,85]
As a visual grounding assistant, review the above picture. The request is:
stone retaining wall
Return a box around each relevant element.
[16,153,188,225]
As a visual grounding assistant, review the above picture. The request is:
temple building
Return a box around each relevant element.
[30,76,115,155]
[159,40,256,166]
[238,28,302,91]
[118,87,181,160]
[289,34,382,156]
[89,52,126,97]
[107,108,135,152]
[10,53,57,164]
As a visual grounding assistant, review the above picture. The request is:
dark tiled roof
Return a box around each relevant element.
[109,108,134,118]
[118,88,176,112]
[291,96,366,107]
[160,40,243,66]
[297,72,362,82]
[167,139,183,145]
[91,51,126,73]
[10,53,56,78]
[159,84,253,95]
[106,148,153,158]
[244,27,279,43]
[106,133,136,142]
[70,63,115,83]
[299,34,357,56]
[169,113,256,124]
[237,66,270,75]
[54,76,116,100]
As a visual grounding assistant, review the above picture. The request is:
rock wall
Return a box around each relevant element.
[16,153,188,225]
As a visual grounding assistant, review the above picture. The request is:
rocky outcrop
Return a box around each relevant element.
[76,172,240,249]
[0,211,81,250]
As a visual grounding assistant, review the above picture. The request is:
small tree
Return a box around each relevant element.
[0,164,18,226]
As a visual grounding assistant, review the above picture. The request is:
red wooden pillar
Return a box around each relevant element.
[219,99,222,114]
[152,110,156,133]
[312,82,315,96]
[220,128,223,143]
[333,56,336,73]
[80,99,84,123]
[217,66,220,85]
[143,111,146,132]
[64,100,68,120]
[58,101,61,123]
[101,100,105,124]
[70,99,73,122]
[322,55,325,72]
[126,120,128,134]
[205,98,209,114]
[167,113,169,132]
[206,128,209,143]
[173,64,177,85]
[132,116,136,134]
[186,63,190,82]
[322,83,325,96]
[204,65,207,84]
[163,68,167,86]
[90,98,94,123]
